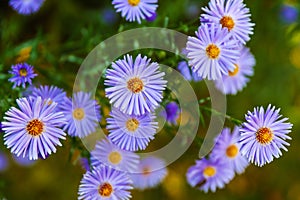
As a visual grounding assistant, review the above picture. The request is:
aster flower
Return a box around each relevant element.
[130,156,168,190]
[177,61,202,82]
[210,127,249,174]
[186,23,240,80]
[1,97,66,160]
[8,63,37,88]
[107,107,158,151]
[186,158,234,193]
[214,46,255,95]
[78,165,133,200]
[61,92,101,138]
[105,54,167,116]
[201,0,255,44]
[112,0,158,24]
[80,157,91,171]
[90,139,140,173]
[239,105,293,167]
[29,85,67,111]
[9,0,45,15]
[280,4,299,24]
[160,101,180,125]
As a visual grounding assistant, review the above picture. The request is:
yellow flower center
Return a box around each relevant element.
[203,166,216,177]
[73,108,85,120]
[256,127,273,144]
[19,68,28,77]
[127,77,144,93]
[228,64,239,76]
[143,167,151,176]
[220,16,235,31]
[26,119,44,136]
[206,44,220,59]
[126,118,139,132]
[226,144,239,158]
[98,182,113,197]
[108,151,122,164]
[128,0,140,6]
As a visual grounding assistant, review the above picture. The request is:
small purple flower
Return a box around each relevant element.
[105,54,167,116]
[161,101,180,125]
[90,139,140,173]
[210,126,249,174]
[130,156,168,190]
[107,108,158,151]
[78,165,133,200]
[280,4,299,24]
[240,105,293,167]
[61,92,101,138]
[9,0,45,15]
[177,61,202,82]
[186,23,240,80]
[146,12,157,22]
[9,63,37,88]
[214,46,255,95]
[2,96,66,160]
[112,0,158,24]
[80,157,90,171]
[0,152,9,172]
[201,0,255,44]
[186,158,234,193]
[29,85,67,111]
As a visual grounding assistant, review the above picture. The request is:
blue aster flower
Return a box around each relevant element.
[112,0,158,24]
[186,157,234,193]
[61,92,101,138]
[129,156,168,190]
[1,96,66,160]
[9,63,37,88]
[186,23,240,80]
[239,105,293,167]
[107,107,158,151]
[28,85,67,111]
[210,126,249,174]
[9,0,45,15]
[160,101,180,125]
[105,54,167,116]
[177,61,202,82]
[90,139,140,173]
[201,0,255,44]
[78,165,133,200]
[214,46,255,95]
[280,4,299,24]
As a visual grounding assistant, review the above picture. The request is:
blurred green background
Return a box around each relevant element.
[1,0,300,199]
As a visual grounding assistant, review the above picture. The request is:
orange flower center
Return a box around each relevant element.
[108,151,122,164]
[127,77,144,93]
[98,182,113,197]
[26,119,44,136]
[128,0,140,6]
[19,68,28,77]
[256,127,273,144]
[143,167,151,176]
[220,16,235,31]
[228,64,239,76]
[203,166,216,177]
[126,118,139,132]
[73,108,85,120]
[226,144,239,158]
[206,44,220,59]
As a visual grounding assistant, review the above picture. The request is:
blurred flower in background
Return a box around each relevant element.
[280,3,299,24]
[12,154,36,167]
[160,101,180,125]
[0,152,9,172]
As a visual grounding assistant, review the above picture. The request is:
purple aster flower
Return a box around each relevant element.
[80,157,91,171]
[280,4,299,24]
[210,126,249,174]
[61,92,101,138]
[78,165,133,200]
[177,61,202,82]
[0,152,9,172]
[8,63,37,88]
[186,158,234,193]
[90,139,140,173]
[160,101,180,125]
[214,46,255,95]
[13,154,36,167]
[239,105,293,167]
[129,156,168,190]
[186,23,240,80]
[105,54,167,116]
[9,0,45,15]
[201,0,255,44]
[29,85,67,111]
[107,107,158,151]
[112,0,158,24]
[1,96,66,160]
